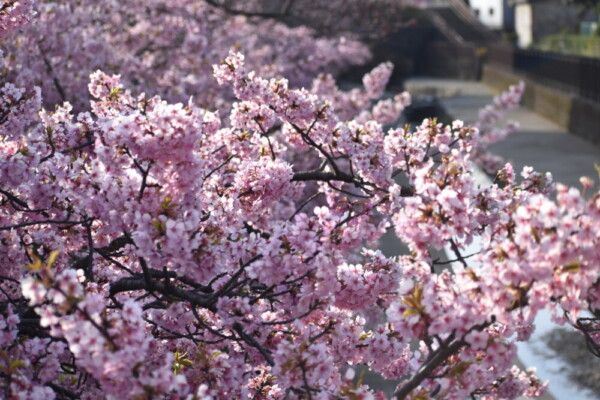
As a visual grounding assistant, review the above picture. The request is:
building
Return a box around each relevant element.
[468,0,515,31]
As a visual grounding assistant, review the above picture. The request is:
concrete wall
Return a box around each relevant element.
[343,26,482,82]
[482,63,600,144]
[423,42,482,80]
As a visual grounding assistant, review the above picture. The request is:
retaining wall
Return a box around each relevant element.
[482,63,600,144]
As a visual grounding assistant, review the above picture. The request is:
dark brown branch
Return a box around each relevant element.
[0,275,19,284]
[0,188,50,216]
[123,148,154,201]
[394,338,466,399]
[82,219,95,281]
[139,257,155,291]
[288,192,322,221]
[255,118,277,160]
[109,273,214,311]
[300,363,318,399]
[233,322,274,366]
[433,252,479,266]
[212,255,262,298]
[0,218,83,231]
[191,306,236,341]
[61,140,94,154]
[327,181,372,199]
[288,117,343,177]
[203,155,234,182]
[449,239,468,268]
[394,319,493,399]
[45,382,80,399]
[332,196,387,231]
[202,0,290,18]
[94,234,134,256]
[0,91,28,125]
[291,170,352,183]
[309,319,334,343]
[39,45,67,103]
[39,127,56,164]
[243,222,271,240]
[569,314,600,358]
[261,306,316,326]
[0,188,30,209]
[138,161,153,201]
[53,286,119,350]
[94,251,133,274]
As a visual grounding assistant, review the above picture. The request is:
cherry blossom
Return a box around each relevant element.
[0,3,598,400]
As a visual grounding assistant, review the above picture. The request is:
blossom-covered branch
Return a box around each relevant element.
[0,3,599,400]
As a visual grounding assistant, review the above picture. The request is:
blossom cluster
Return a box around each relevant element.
[1,4,599,400]
[0,0,35,39]
[474,81,525,172]
[1,0,370,111]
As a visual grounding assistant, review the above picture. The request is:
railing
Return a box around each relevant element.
[446,0,498,43]
[428,9,466,45]
[426,0,499,44]
[488,44,600,103]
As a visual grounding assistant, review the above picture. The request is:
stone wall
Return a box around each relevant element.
[531,1,578,40]
[514,0,578,48]
[482,63,600,144]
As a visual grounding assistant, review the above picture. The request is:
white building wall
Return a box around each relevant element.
[469,0,504,29]
[514,3,533,47]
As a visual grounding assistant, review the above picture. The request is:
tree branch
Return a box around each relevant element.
[394,338,466,399]
[202,0,289,18]
[233,322,274,366]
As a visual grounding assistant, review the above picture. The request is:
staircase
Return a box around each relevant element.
[426,0,498,45]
